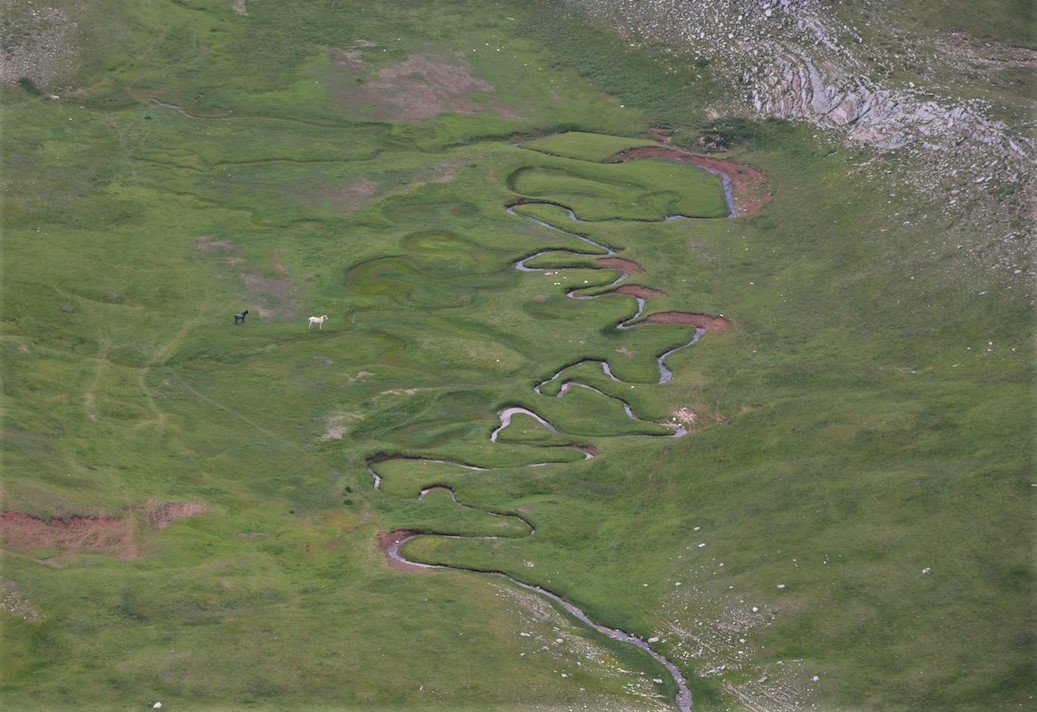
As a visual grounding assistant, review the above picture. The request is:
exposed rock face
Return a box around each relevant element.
[745,40,1030,161]
[561,0,1034,165]
[0,1,77,89]
[559,0,1034,279]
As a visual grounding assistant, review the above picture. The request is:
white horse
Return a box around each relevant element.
[307,314,329,330]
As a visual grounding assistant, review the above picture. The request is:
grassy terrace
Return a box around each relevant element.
[1,1,1032,710]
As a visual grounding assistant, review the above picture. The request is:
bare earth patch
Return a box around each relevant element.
[378,530,427,573]
[320,412,364,441]
[671,407,699,430]
[147,501,206,530]
[597,257,643,274]
[617,146,772,217]
[613,284,666,298]
[0,510,137,559]
[1,501,206,558]
[327,49,507,121]
[644,311,730,332]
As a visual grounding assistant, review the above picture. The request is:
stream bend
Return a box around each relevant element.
[371,176,737,712]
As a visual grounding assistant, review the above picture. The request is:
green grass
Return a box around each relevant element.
[2,0,1032,710]
[523,131,657,162]
[509,156,728,221]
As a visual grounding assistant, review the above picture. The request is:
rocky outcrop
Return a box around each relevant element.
[562,0,1034,165]
[745,41,1031,160]
[560,0,1034,278]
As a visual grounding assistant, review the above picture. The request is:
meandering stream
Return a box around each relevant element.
[384,530,692,712]
[370,172,740,712]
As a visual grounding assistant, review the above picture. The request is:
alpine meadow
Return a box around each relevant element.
[1,1,1033,710]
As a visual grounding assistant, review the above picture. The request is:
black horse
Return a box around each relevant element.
[234,310,249,324]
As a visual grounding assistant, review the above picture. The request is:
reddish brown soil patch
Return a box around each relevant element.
[644,311,730,332]
[0,510,137,559]
[597,257,642,274]
[147,501,206,530]
[616,146,772,217]
[613,284,666,298]
[378,530,429,573]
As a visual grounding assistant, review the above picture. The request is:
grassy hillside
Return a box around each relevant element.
[2,1,1032,710]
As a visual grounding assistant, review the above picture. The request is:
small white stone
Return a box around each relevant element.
[812,675,820,682]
